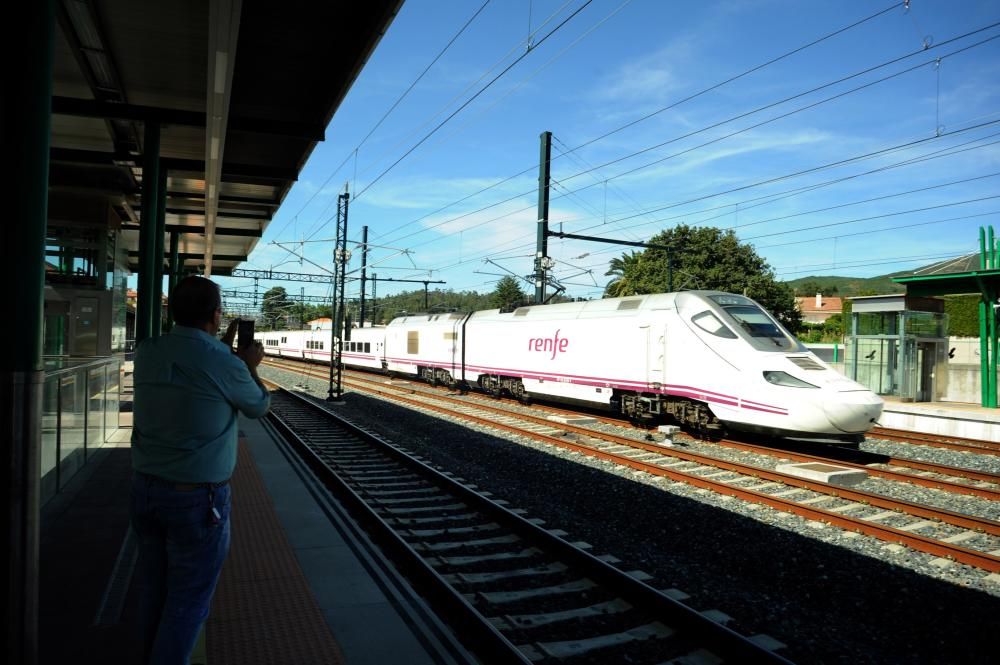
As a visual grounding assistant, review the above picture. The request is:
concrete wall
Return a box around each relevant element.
[942,364,981,403]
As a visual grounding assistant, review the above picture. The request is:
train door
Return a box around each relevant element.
[916,341,936,402]
[642,323,667,389]
[448,313,471,383]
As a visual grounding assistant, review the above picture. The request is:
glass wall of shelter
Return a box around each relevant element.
[847,295,948,402]
[40,356,122,505]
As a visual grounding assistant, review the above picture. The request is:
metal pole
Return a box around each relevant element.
[989,292,998,408]
[151,165,167,336]
[850,308,859,382]
[980,227,990,406]
[359,225,368,327]
[336,192,349,398]
[1,3,54,662]
[327,203,339,400]
[166,231,179,329]
[328,191,349,400]
[535,131,551,304]
[424,282,429,310]
[136,121,160,344]
[989,226,996,270]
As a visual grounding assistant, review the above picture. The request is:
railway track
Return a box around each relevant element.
[870,426,1000,456]
[266,388,792,664]
[688,437,1000,501]
[263,358,1000,498]
[262,360,1000,570]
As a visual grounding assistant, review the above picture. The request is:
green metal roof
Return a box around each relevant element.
[892,268,1000,297]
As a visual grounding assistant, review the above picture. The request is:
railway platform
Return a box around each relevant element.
[38,374,462,665]
[880,397,1000,441]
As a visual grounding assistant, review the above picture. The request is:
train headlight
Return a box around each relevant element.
[763,371,819,389]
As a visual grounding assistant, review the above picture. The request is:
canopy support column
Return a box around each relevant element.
[1,2,55,662]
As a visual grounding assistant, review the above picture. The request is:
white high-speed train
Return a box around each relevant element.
[262,291,883,442]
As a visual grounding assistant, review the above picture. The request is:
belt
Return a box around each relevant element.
[139,472,229,491]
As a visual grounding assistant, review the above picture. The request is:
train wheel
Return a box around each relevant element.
[511,380,531,405]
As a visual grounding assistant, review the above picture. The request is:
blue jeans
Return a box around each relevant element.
[130,473,232,665]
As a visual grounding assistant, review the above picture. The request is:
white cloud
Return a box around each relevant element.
[591,40,695,105]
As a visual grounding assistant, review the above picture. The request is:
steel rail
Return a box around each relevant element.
[266,360,999,485]
[266,392,533,665]
[265,358,1000,510]
[702,438,1000,500]
[871,427,1000,456]
[267,388,794,664]
[357,383,1000,534]
[349,385,1000,573]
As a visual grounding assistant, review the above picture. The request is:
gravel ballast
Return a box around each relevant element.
[261,366,999,664]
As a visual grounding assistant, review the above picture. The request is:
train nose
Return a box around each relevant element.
[823,391,884,433]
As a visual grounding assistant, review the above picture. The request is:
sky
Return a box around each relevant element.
[215,0,1000,310]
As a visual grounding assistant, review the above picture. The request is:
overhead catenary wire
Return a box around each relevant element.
[371,21,1000,254]
[554,27,1000,196]
[774,250,974,276]
[270,0,494,242]
[257,7,999,300]
[347,0,596,204]
[757,209,1000,249]
[392,119,1000,273]
[367,1,908,246]
[351,0,580,185]
[298,0,594,245]
[369,0,635,244]
[601,133,1000,236]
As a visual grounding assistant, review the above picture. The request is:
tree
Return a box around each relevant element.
[794,279,838,296]
[604,251,644,297]
[604,225,802,330]
[489,276,528,310]
[261,286,290,330]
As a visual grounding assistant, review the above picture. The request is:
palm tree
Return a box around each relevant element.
[604,251,643,297]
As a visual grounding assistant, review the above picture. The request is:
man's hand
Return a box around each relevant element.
[221,318,240,347]
[237,340,264,368]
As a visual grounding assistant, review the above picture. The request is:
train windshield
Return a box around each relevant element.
[708,295,800,351]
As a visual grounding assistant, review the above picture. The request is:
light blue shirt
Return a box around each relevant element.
[132,326,270,483]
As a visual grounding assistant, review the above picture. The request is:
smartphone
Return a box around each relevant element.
[237,319,255,351]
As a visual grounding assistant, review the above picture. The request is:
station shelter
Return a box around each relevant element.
[845,294,948,402]
[891,226,1000,408]
[1,2,402,662]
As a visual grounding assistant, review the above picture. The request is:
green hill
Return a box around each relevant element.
[784,274,906,297]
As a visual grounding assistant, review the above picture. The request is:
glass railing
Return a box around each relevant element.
[41,356,123,505]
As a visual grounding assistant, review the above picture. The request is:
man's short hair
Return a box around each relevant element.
[171,276,221,327]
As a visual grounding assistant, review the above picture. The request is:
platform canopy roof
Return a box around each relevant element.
[50,0,402,276]
[892,253,1000,297]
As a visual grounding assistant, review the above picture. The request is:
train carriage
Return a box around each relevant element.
[385,313,467,386]
[255,291,882,441]
[341,326,387,371]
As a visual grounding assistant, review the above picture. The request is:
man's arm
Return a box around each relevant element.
[220,318,240,349]
[230,340,270,417]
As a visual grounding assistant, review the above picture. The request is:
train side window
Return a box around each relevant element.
[692,311,737,339]
[364,343,370,353]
